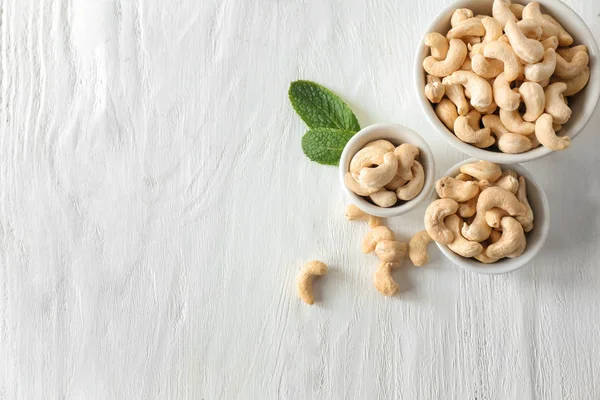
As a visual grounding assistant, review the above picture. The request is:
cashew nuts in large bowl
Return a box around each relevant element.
[428,158,549,275]
[338,123,435,218]
[415,0,600,164]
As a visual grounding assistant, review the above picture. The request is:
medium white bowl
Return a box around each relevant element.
[433,159,550,275]
[414,0,600,164]
[338,123,435,218]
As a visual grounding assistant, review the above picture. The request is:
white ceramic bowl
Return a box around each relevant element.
[414,0,600,163]
[433,159,550,274]
[339,123,435,218]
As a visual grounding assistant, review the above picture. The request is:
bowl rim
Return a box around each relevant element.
[414,0,600,164]
[338,122,436,218]
[433,158,551,275]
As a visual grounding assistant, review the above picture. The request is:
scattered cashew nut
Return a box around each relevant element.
[345,204,381,228]
[362,226,395,254]
[408,230,433,267]
[375,240,407,262]
[297,261,328,305]
[373,261,401,296]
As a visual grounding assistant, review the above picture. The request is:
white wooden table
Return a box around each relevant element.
[2,0,600,398]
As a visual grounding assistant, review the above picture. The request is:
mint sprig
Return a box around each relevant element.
[289,80,360,165]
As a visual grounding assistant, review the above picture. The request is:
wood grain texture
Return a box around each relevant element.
[1,0,599,398]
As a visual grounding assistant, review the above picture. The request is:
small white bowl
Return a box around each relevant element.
[339,123,435,218]
[414,0,600,164]
[434,159,550,275]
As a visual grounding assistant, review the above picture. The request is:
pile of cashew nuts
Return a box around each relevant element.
[424,160,534,263]
[344,140,425,208]
[423,0,590,153]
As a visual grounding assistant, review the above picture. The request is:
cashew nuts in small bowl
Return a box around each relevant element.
[415,0,600,164]
[339,123,435,218]
[427,159,549,274]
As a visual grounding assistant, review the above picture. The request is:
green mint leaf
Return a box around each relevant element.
[301,128,355,166]
[289,80,360,132]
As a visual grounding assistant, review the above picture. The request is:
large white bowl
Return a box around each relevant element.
[414,0,600,164]
[339,123,435,218]
[434,159,550,275]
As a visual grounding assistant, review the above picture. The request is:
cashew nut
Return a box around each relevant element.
[459,160,502,182]
[485,207,509,228]
[486,216,525,259]
[542,14,573,46]
[370,189,398,208]
[504,19,544,64]
[455,172,474,181]
[375,240,407,262]
[471,53,504,79]
[297,261,328,305]
[396,161,425,201]
[435,98,459,131]
[425,75,445,103]
[385,174,408,191]
[498,133,533,154]
[535,113,571,151]
[394,143,420,181]
[461,186,525,242]
[454,115,492,144]
[559,65,590,96]
[423,38,468,77]
[521,2,558,39]
[345,204,381,228]
[541,36,558,51]
[408,230,433,267]
[349,146,388,174]
[493,72,521,111]
[473,99,498,115]
[499,108,535,135]
[523,48,556,83]
[358,152,398,188]
[424,32,449,60]
[482,114,510,140]
[483,41,522,81]
[451,8,474,28]
[447,18,485,40]
[515,176,534,231]
[494,171,519,194]
[544,82,571,124]
[481,17,503,43]
[492,0,517,28]
[373,261,401,296]
[424,198,459,245]
[474,248,500,264]
[445,214,484,257]
[363,139,396,153]
[442,70,493,109]
[435,176,479,202]
[445,84,470,116]
[362,226,395,254]
[556,45,587,61]
[517,18,542,40]
[509,3,524,19]
[519,82,545,122]
[554,51,589,80]
[345,173,380,196]
[458,195,478,218]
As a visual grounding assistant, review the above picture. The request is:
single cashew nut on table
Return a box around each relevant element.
[447,18,485,40]
[445,214,484,258]
[345,173,380,196]
[504,19,544,64]
[483,40,521,81]
[297,261,328,305]
[544,82,571,124]
[524,48,556,83]
[445,84,470,116]
[515,176,534,231]
[442,70,493,109]
[460,160,502,182]
[362,226,395,254]
[370,188,398,208]
[424,32,449,60]
[436,176,479,202]
[375,240,408,262]
[409,230,433,267]
[435,98,459,131]
[486,216,525,259]
[394,143,420,181]
[373,261,401,297]
[519,81,545,122]
[396,161,425,201]
[425,75,445,103]
[535,113,571,151]
[521,2,558,39]
[345,204,381,228]
[494,72,521,111]
[358,152,398,189]
[492,0,517,29]
[499,108,535,135]
[542,14,573,46]
[423,38,467,77]
[424,198,459,245]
